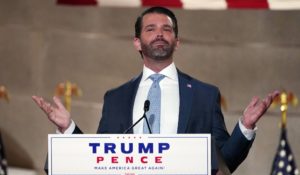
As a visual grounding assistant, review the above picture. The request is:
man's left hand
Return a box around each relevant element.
[242,90,280,129]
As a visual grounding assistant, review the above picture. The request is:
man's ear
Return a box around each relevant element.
[175,38,180,50]
[133,37,141,51]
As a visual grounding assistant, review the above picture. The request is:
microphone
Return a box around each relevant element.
[144,100,150,112]
[123,100,152,134]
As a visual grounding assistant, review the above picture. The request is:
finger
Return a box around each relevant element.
[263,91,279,108]
[262,93,273,107]
[249,96,260,107]
[38,98,55,114]
[272,90,280,98]
[32,96,50,113]
[32,96,43,107]
[243,97,259,115]
[41,100,50,112]
[255,96,272,117]
[46,105,54,114]
[53,96,65,109]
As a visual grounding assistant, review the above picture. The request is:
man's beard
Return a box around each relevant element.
[140,38,176,60]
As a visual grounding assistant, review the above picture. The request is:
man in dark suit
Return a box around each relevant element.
[32,6,278,174]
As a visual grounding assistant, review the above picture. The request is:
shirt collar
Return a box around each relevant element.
[141,62,178,82]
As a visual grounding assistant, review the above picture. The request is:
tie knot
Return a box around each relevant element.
[149,74,165,83]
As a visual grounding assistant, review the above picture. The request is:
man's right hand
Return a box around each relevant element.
[32,96,71,133]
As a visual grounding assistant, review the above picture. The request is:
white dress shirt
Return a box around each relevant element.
[132,62,180,134]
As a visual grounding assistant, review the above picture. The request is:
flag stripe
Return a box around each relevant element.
[182,0,227,10]
[57,0,97,5]
[98,0,141,7]
[269,0,300,10]
[141,0,183,8]
[226,0,269,9]
[56,0,300,10]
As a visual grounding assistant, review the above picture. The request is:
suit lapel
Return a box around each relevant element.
[177,71,194,133]
[126,73,142,133]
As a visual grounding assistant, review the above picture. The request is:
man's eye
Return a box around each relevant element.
[146,28,154,32]
[164,28,172,32]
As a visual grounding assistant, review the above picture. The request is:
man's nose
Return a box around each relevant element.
[156,28,164,37]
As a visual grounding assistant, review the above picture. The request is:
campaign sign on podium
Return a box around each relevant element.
[48,134,211,175]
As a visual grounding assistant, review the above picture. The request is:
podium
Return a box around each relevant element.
[48,134,230,175]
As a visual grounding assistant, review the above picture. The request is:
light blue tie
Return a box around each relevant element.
[143,74,165,134]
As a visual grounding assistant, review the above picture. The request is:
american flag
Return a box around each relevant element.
[56,0,300,10]
[0,132,7,175]
[271,128,299,175]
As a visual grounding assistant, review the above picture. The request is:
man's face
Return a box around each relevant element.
[135,13,179,60]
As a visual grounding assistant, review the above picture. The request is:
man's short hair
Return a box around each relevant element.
[135,6,178,38]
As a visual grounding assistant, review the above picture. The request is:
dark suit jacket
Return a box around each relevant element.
[74,70,253,173]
